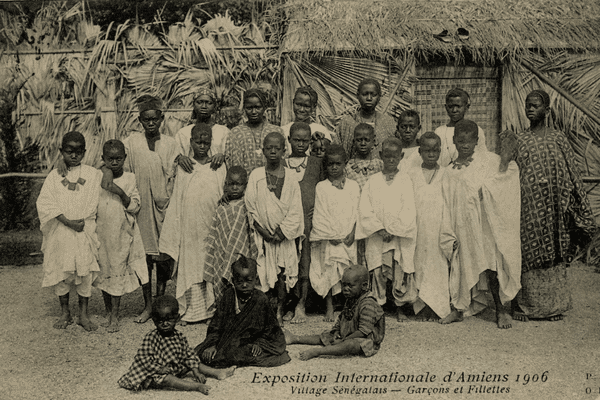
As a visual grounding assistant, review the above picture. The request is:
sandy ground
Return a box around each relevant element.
[1,262,599,400]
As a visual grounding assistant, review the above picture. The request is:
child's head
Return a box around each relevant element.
[60,131,86,168]
[353,123,375,158]
[137,95,164,136]
[357,78,381,113]
[263,132,285,165]
[151,295,179,336]
[192,88,217,121]
[231,255,258,302]
[244,88,267,125]
[190,123,213,159]
[289,122,312,157]
[418,131,441,167]
[310,132,331,158]
[102,139,126,174]
[525,89,550,124]
[453,119,479,159]
[445,88,470,125]
[293,86,318,123]
[324,144,346,180]
[225,165,248,201]
[341,264,369,299]
[396,110,421,146]
[379,137,403,172]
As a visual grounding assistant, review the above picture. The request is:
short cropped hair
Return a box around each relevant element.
[354,123,375,138]
[324,143,347,164]
[398,109,421,126]
[102,139,125,155]
[191,122,213,140]
[454,119,479,140]
[357,78,381,96]
[263,131,285,148]
[61,131,85,149]
[231,254,258,277]
[381,137,403,153]
[419,131,441,147]
[152,295,179,317]
[445,88,470,105]
[290,121,311,138]
[227,165,248,183]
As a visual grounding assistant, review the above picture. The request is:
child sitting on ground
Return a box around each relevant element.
[204,166,257,303]
[118,295,234,393]
[285,264,385,361]
[94,139,148,333]
[36,131,103,332]
[160,123,226,324]
[356,137,418,322]
[245,132,304,325]
[195,255,291,368]
[283,122,325,324]
[310,144,360,322]
[406,132,451,321]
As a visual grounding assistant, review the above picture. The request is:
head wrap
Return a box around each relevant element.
[244,88,268,107]
[194,88,217,102]
[295,85,318,106]
[527,90,551,107]
[136,95,163,113]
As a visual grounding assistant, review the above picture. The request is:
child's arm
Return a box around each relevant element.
[209,153,225,170]
[377,229,394,242]
[56,214,85,232]
[253,220,275,242]
[343,222,357,246]
[100,166,131,208]
[191,368,207,384]
[175,154,195,174]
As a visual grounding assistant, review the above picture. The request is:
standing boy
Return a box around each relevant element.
[396,110,422,171]
[123,95,180,324]
[344,123,384,191]
[245,132,304,325]
[94,139,148,332]
[37,131,103,331]
[439,120,521,329]
[435,88,487,167]
[356,137,418,322]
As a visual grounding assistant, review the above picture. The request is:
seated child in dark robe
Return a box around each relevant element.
[195,255,291,368]
[285,264,385,361]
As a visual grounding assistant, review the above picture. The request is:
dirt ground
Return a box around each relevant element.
[1,261,599,400]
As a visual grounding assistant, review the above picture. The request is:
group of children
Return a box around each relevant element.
[36,83,521,393]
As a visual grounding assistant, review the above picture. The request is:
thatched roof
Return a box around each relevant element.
[281,0,600,61]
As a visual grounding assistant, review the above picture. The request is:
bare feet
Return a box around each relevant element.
[135,307,152,324]
[53,313,73,329]
[416,307,439,322]
[512,311,529,322]
[439,309,463,325]
[397,309,409,322]
[214,366,236,380]
[78,316,98,332]
[178,320,188,326]
[547,314,563,321]
[298,349,319,361]
[195,383,210,395]
[323,310,335,323]
[496,311,513,329]
[283,311,294,322]
[106,316,120,333]
[291,305,308,324]
[283,328,298,345]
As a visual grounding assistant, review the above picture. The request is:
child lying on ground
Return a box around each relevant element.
[118,295,234,393]
[285,264,385,361]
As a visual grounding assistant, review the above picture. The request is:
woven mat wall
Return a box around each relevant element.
[414,65,501,152]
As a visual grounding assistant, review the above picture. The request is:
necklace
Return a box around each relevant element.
[247,122,266,157]
[286,157,307,173]
[266,166,283,192]
[422,165,439,184]
[61,167,86,191]
[350,155,375,176]
[451,156,473,169]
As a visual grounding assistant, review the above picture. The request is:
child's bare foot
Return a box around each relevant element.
[135,307,152,324]
[323,309,335,322]
[283,328,298,345]
[283,311,294,322]
[298,349,319,361]
[195,383,211,395]
[547,314,563,321]
[291,305,307,324]
[397,309,409,322]
[439,309,463,325]
[215,366,236,380]
[106,316,120,333]
[512,311,529,322]
[78,316,98,332]
[496,311,513,329]
[53,313,73,329]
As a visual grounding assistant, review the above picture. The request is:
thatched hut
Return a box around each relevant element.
[278,0,600,221]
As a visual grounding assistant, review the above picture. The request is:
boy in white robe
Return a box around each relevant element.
[36,131,102,331]
[407,132,451,321]
[396,110,422,171]
[245,132,304,325]
[160,124,226,323]
[310,144,360,322]
[94,140,148,333]
[356,138,418,322]
[439,120,521,329]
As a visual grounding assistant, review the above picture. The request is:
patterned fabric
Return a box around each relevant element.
[336,111,397,159]
[516,262,571,318]
[321,292,385,357]
[224,122,283,174]
[344,156,384,191]
[204,199,258,303]
[515,128,596,272]
[118,329,200,391]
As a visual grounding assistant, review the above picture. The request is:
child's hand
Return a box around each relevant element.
[499,131,517,173]
[177,155,196,174]
[250,344,262,357]
[69,219,85,232]
[209,153,225,170]
[329,239,342,246]
[453,240,459,251]
[202,346,217,363]
[343,231,355,247]
[100,166,113,190]
[193,371,207,384]
[156,365,171,375]
[218,194,230,206]
[379,229,393,242]
[56,158,68,177]
[272,227,286,243]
